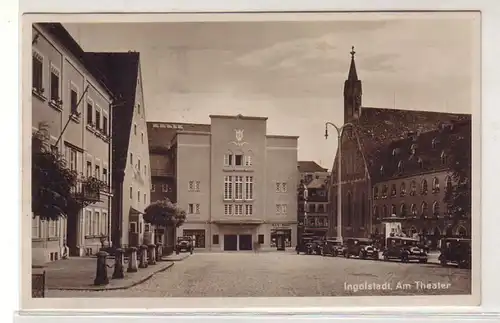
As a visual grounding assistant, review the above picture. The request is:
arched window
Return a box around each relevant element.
[410,204,417,216]
[445,176,453,192]
[400,203,407,217]
[347,192,352,226]
[433,201,440,216]
[373,206,379,219]
[421,179,428,195]
[441,151,447,165]
[382,205,388,218]
[410,180,417,196]
[361,193,366,225]
[421,201,428,217]
[373,186,379,200]
[398,160,404,173]
[391,204,396,216]
[390,184,397,197]
[432,177,440,193]
[392,148,398,156]
[400,182,406,197]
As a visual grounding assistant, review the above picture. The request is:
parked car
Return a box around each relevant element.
[310,239,325,255]
[175,236,194,255]
[438,238,471,269]
[296,237,314,255]
[383,237,428,263]
[343,237,379,260]
[321,238,343,257]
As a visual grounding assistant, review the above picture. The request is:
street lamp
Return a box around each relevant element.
[324,121,355,244]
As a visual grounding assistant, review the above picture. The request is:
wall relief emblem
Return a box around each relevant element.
[230,128,248,147]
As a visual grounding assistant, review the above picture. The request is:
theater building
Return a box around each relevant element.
[172,114,299,251]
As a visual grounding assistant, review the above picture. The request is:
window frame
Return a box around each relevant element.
[32,49,44,94]
[49,63,61,103]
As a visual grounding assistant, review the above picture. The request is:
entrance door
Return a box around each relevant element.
[224,235,237,251]
[239,234,253,251]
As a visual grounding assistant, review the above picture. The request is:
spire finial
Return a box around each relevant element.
[350,46,356,59]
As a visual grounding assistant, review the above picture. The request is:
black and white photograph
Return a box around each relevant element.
[24,11,480,307]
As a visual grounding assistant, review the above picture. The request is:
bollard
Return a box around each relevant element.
[127,247,138,273]
[139,244,148,268]
[155,243,163,262]
[112,248,125,279]
[148,244,156,265]
[93,251,109,286]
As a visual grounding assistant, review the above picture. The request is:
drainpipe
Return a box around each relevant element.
[107,101,113,247]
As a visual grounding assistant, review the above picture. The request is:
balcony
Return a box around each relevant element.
[151,168,174,177]
[71,176,108,203]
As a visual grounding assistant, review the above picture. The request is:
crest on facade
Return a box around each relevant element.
[230,128,248,147]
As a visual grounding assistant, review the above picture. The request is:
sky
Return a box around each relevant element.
[64,14,478,170]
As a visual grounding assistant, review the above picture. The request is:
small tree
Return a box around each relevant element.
[143,198,186,228]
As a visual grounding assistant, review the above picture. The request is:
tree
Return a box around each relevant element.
[444,123,471,220]
[143,198,186,228]
[32,123,107,221]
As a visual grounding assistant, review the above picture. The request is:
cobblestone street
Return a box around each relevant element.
[47,251,471,297]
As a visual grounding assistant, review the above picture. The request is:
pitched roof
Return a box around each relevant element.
[83,52,140,178]
[298,161,328,173]
[147,122,211,153]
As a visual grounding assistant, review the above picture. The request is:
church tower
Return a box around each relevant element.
[343,46,362,123]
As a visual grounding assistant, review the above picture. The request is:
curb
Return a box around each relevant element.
[161,254,191,262]
[47,262,175,292]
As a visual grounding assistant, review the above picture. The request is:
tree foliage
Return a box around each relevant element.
[143,198,186,228]
[443,125,471,220]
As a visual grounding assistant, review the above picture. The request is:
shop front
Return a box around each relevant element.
[212,219,264,251]
[270,224,292,248]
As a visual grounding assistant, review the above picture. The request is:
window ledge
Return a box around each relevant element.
[32,89,47,102]
[48,100,63,111]
[86,124,96,133]
[70,114,81,123]
[31,238,43,242]
[47,237,59,241]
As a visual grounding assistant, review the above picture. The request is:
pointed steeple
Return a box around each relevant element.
[348,46,358,81]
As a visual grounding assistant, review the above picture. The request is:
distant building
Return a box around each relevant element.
[31,23,114,262]
[84,52,152,249]
[163,114,299,251]
[328,48,471,243]
[297,161,330,242]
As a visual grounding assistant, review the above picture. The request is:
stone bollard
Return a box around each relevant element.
[93,251,109,286]
[139,244,148,268]
[112,248,125,279]
[148,244,156,265]
[155,243,163,262]
[127,247,138,273]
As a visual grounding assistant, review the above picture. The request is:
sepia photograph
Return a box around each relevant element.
[23,11,480,307]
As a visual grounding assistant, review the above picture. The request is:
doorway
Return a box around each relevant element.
[224,235,237,251]
[239,235,252,251]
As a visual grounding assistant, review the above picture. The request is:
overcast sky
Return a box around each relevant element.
[64,14,478,170]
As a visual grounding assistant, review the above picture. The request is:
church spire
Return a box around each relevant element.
[348,46,358,81]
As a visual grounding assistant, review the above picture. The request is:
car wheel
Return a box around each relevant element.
[419,259,427,263]
[383,253,389,261]
[359,250,365,259]
[333,251,338,257]
[190,249,193,255]
[296,250,300,255]
[458,259,468,269]
[176,250,180,255]
[373,253,379,260]
[440,259,447,266]
[401,254,408,263]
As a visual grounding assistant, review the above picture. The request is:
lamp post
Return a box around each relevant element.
[324,121,355,244]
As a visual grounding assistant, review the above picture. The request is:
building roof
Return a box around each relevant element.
[83,52,141,178]
[35,23,116,99]
[298,161,328,173]
[147,122,211,152]
[306,177,328,189]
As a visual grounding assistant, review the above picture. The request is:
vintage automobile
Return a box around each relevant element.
[343,237,379,260]
[321,238,344,257]
[296,237,314,255]
[438,238,471,269]
[383,236,428,263]
[175,236,194,255]
[310,239,325,255]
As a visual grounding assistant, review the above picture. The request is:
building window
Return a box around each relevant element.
[390,184,397,197]
[433,201,440,216]
[234,176,243,200]
[134,124,137,135]
[95,107,101,130]
[410,204,417,216]
[245,155,252,166]
[212,234,219,245]
[224,204,233,215]
[234,204,243,215]
[235,154,243,166]
[189,181,194,192]
[129,222,137,233]
[86,161,92,177]
[102,115,108,136]
[281,182,287,192]
[195,204,200,214]
[85,210,92,236]
[129,186,132,199]
[381,185,388,199]
[70,87,78,114]
[445,176,453,192]
[137,104,141,115]
[144,193,146,204]
[380,165,384,176]
[441,151,447,165]
[102,168,107,184]
[50,67,60,102]
[95,165,100,179]
[137,190,140,202]
[137,159,141,171]
[432,138,438,149]
[373,186,379,199]
[162,184,168,192]
[257,234,264,244]
[275,182,280,193]
[144,223,150,233]
[224,176,233,200]
[151,184,155,192]
[32,52,43,92]
[421,201,428,217]
[103,212,108,235]
[410,180,417,196]
[32,216,40,238]
[48,219,57,238]
[382,205,388,218]
[390,204,396,216]
[421,179,428,195]
[400,182,406,197]
[188,204,194,214]
[93,211,100,236]
[224,153,233,166]
[245,204,253,216]
[141,132,144,144]
[417,157,424,169]
[195,181,200,192]
[432,177,440,193]
[86,101,93,125]
[398,160,404,173]
[130,153,133,166]
[275,204,287,215]
[400,204,407,217]
[66,147,77,172]
[245,176,254,200]
[373,206,379,219]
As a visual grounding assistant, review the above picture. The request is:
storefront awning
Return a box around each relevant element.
[212,219,264,225]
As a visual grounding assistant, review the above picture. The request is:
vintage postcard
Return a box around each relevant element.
[21,11,481,310]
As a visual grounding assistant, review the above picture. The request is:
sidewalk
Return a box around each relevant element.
[38,257,174,291]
